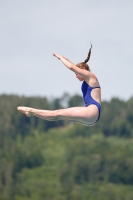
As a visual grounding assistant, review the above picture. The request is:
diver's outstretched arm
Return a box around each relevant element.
[53,53,94,79]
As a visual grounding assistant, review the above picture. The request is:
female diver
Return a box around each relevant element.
[17,45,101,126]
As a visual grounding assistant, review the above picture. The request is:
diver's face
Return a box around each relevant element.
[75,74,84,81]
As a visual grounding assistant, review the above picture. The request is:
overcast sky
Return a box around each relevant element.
[0,0,133,101]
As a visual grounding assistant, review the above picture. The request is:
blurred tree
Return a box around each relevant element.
[68,94,84,107]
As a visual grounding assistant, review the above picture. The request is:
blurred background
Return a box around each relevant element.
[0,0,133,199]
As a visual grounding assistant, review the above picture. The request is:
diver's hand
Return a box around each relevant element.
[53,53,62,60]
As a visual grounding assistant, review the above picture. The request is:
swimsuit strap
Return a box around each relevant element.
[88,83,101,89]
[92,86,101,89]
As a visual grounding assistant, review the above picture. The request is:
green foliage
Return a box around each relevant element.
[60,134,133,186]
[68,94,84,107]
[0,94,133,199]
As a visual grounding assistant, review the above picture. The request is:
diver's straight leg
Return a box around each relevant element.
[17,105,99,125]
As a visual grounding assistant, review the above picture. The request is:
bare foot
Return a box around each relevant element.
[17,106,32,117]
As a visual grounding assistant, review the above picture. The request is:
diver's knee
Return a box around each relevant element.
[54,110,60,118]
[55,109,62,117]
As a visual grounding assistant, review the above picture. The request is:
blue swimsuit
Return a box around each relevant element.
[81,81,101,124]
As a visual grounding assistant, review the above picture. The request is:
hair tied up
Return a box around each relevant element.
[84,43,92,64]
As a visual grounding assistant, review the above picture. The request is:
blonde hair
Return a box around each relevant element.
[76,44,92,71]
